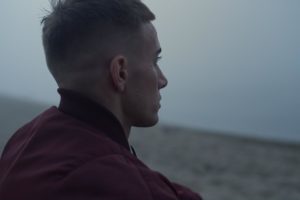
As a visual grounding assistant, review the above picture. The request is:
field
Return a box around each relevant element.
[131,126,300,200]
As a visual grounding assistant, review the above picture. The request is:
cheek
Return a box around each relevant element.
[125,78,157,112]
[145,68,159,89]
[135,69,158,91]
[126,67,160,103]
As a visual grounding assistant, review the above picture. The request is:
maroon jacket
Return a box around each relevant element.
[0,89,202,200]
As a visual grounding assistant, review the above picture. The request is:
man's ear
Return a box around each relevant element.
[110,55,128,92]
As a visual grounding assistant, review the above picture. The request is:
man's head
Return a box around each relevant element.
[41,0,167,132]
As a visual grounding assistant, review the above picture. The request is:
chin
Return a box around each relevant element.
[134,115,159,127]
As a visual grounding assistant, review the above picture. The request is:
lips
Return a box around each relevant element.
[157,95,162,109]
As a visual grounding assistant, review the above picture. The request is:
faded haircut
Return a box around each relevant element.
[41,0,155,84]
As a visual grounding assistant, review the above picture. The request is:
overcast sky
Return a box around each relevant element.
[0,0,299,142]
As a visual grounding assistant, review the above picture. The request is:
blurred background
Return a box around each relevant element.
[0,1,300,200]
[0,0,299,143]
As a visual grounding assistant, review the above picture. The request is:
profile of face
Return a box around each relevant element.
[123,23,168,127]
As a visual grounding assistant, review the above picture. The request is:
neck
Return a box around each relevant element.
[103,103,131,139]
[92,90,132,139]
[61,86,132,139]
[57,88,131,151]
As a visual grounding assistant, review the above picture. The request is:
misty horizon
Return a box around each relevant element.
[1,0,299,142]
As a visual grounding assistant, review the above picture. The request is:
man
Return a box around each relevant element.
[0,0,202,199]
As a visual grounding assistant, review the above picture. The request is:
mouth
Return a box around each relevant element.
[157,101,161,110]
[157,95,162,109]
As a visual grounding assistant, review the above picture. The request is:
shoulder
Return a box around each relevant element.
[1,106,127,175]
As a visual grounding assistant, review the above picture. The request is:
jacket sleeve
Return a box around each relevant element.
[53,154,202,200]
[54,154,153,200]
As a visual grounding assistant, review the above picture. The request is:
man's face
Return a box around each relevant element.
[123,23,168,127]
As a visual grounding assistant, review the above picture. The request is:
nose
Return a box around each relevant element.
[158,68,168,89]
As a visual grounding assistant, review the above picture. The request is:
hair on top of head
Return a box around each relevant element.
[41,0,155,85]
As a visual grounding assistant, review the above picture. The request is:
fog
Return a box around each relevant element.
[0,0,299,142]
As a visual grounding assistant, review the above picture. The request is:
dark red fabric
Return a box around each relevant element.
[0,89,202,200]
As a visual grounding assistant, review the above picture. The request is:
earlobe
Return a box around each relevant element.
[110,55,128,92]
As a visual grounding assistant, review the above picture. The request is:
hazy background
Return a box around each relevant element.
[0,0,299,143]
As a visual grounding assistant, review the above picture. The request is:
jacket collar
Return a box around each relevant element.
[57,88,130,152]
